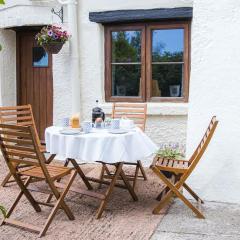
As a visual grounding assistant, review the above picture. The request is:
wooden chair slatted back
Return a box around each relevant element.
[0,105,41,147]
[186,116,218,178]
[112,103,147,131]
[0,124,50,178]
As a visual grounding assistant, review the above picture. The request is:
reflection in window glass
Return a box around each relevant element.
[151,28,184,97]
[152,29,184,62]
[33,47,48,67]
[111,30,142,96]
[152,64,183,97]
[112,65,141,96]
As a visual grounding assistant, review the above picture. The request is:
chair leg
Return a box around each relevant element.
[137,160,147,181]
[1,176,33,226]
[96,163,123,219]
[1,176,42,231]
[45,154,56,164]
[153,191,175,214]
[39,171,77,237]
[14,175,41,212]
[156,186,170,201]
[183,183,204,204]
[1,172,12,187]
[152,167,205,219]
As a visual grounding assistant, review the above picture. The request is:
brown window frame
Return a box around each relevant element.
[104,21,190,102]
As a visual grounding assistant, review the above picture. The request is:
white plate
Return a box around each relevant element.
[59,129,82,135]
[108,129,129,134]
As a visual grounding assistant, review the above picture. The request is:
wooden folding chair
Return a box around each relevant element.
[99,103,148,189]
[0,105,56,186]
[0,123,77,237]
[151,116,218,218]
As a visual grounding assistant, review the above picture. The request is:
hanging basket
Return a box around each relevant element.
[42,42,64,54]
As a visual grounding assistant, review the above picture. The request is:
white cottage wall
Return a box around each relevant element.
[78,0,193,145]
[187,0,240,203]
[0,0,71,126]
[0,29,16,106]
[0,0,193,146]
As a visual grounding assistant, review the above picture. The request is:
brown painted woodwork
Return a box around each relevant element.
[104,21,190,102]
[151,116,218,218]
[17,31,53,141]
[146,22,190,102]
[0,124,77,237]
[105,24,146,102]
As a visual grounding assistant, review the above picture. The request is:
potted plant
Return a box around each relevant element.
[156,143,185,160]
[35,25,70,54]
[156,143,185,178]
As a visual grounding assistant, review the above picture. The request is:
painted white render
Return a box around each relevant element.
[1,0,239,204]
[0,29,16,107]
[0,0,191,147]
[187,0,240,203]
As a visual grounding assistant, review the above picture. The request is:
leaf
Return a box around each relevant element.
[0,205,6,217]
[0,0,5,5]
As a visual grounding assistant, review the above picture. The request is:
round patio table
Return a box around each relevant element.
[45,126,158,218]
[45,126,158,165]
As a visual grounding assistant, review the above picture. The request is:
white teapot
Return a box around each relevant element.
[120,118,135,129]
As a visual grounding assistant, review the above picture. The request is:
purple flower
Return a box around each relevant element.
[53,33,58,40]
[48,30,53,37]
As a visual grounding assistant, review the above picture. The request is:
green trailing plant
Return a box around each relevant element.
[156,143,185,159]
[0,0,5,51]
[0,205,6,217]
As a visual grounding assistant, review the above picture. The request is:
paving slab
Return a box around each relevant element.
[151,200,240,240]
[151,232,240,240]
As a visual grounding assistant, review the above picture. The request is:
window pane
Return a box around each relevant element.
[112,64,141,97]
[33,47,48,67]
[152,29,184,62]
[112,31,141,63]
[152,64,183,97]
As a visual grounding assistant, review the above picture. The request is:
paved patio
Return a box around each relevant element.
[151,200,240,240]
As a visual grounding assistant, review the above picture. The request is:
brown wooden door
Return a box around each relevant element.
[17,30,53,141]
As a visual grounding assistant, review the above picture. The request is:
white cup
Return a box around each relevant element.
[62,117,70,127]
[111,119,120,129]
[82,121,92,133]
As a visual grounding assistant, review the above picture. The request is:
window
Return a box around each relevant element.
[33,47,48,67]
[105,22,190,102]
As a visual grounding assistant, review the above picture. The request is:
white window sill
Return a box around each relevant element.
[99,102,188,116]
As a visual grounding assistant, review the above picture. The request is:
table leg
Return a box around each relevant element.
[96,162,138,219]
[68,158,93,190]
[119,170,138,201]
[96,162,123,219]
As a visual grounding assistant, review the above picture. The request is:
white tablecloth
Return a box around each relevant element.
[45,127,158,166]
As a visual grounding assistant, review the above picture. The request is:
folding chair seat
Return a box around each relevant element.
[99,103,148,189]
[0,105,56,186]
[19,165,72,180]
[0,124,77,237]
[151,116,218,219]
